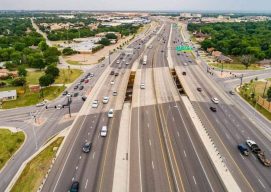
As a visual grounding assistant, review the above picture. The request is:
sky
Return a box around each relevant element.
[0,0,271,12]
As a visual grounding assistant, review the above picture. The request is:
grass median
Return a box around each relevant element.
[11,137,64,192]
[210,63,261,70]
[0,129,25,170]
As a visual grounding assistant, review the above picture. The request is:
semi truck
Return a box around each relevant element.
[246,140,271,167]
[143,55,147,65]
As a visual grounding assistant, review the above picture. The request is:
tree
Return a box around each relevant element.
[43,47,60,64]
[27,53,46,69]
[38,41,49,51]
[62,47,77,56]
[267,87,271,101]
[12,77,26,86]
[18,66,27,77]
[105,33,117,39]
[45,65,59,78]
[98,38,111,46]
[241,55,252,69]
[39,74,54,87]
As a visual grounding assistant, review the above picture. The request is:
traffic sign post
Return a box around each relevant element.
[175,45,193,51]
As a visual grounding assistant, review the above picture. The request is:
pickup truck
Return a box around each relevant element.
[246,140,271,167]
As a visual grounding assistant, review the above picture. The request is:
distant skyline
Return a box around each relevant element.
[1,0,271,12]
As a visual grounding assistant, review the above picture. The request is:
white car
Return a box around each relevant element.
[108,109,114,118]
[110,81,114,85]
[184,62,188,66]
[211,97,219,104]
[103,96,109,104]
[92,100,99,108]
[246,140,257,148]
[116,60,120,64]
[100,126,107,137]
[56,104,62,109]
[36,101,47,107]
[140,83,145,89]
[126,62,129,65]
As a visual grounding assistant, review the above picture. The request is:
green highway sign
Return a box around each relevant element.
[176,46,193,51]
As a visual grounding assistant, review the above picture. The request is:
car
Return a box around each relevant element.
[161,50,164,52]
[118,65,122,69]
[126,62,129,65]
[115,72,119,76]
[140,83,145,89]
[101,64,105,67]
[74,85,78,90]
[113,91,117,96]
[188,60,192,63]
[92,100,99,108]
[36,101,47,107]
[108,109,114,118]
[67,93,72,97]
[84,79,89,83]
[82,96,87,101]
[211,97,219,104]
[237,144,249,156]
[210,106,217,112]
[110,71,115,75]
[229,90,235,95]
[62,91,68,96]
[79,86,84,90]
[100,126,107,137]
[182,71,186,75]
[110,81,114,85]
[184,62,188,66]
[246,139,257,148]
[177,53,180,55]
[73,92,79,97]
[116,60,120,64]
[103,96,109,104]
[80,79,85,83]
[82,142,92,153]
[70,181,79,192]
[56,104,62,110]
[197,87,202,92]
[90,73,94,77]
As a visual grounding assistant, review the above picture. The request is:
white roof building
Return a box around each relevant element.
[0,90,17,101]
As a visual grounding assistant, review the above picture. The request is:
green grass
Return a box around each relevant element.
[210,63,261,70]
[0,129,25,170]
[55,69,83,84]
[1,86,65,109]
[66,60,82,65]
[26,71,44,85]
[239,80,271,120]
[11,137,64,192]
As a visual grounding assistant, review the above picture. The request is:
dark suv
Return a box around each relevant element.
[82,142,92,153]
[70,181,79,192]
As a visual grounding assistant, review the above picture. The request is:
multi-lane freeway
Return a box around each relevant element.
[3,17,271,192]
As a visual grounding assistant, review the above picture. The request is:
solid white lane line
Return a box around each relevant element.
[193,176,197,185]
[93,152,96,159]
[85,179,89,189]
[258,179,266,188]
[183,150,187,157]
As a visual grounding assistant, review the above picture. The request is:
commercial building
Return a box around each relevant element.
[0,90,17,101]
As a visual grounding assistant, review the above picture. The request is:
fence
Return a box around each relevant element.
[257,96,271,112]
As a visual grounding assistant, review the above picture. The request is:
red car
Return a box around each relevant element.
[84,79,89,83]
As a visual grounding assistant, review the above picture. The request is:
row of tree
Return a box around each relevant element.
[188,21,271,60]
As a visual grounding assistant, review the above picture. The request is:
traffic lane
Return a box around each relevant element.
[87,110,122,192]
[197,101,271,191]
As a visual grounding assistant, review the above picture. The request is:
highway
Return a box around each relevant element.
[41,23,159,192]
[130,22,225,192]
[171,21,271,191]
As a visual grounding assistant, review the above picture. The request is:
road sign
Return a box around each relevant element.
[176,46,193,51]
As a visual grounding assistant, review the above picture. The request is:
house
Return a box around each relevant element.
[207,47,215,54]
[216,55,233,63]
[212,51,222,57]
[0,90,17,101]
[29,85,41,93]
[0,69,18,78]
[257,59,271,66]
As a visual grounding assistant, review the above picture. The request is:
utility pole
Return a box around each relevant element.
[240,74,244,86]
[221,62,224,76]
[262,81,268,97]
[109,50,111,65]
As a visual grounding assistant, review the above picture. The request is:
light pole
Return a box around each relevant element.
[30,112,38,150]
[240,74,244,87]
[67,95,72,117]
[262,81,268,97]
